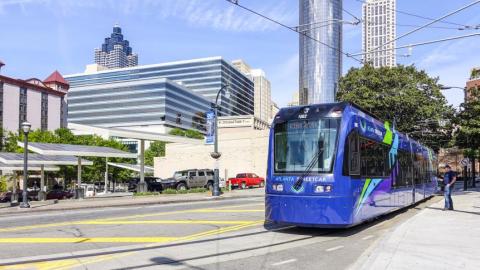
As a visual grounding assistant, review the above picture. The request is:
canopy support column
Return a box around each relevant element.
[38,165,47,201]
[136,139,147,193]
[104,157,108,193]
[75,157,84,199]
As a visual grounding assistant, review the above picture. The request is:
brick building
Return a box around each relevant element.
[0,64,68,133]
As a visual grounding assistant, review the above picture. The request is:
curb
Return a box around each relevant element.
[0,194,264,217]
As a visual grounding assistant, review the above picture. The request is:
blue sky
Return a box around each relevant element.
[0,0,478,107]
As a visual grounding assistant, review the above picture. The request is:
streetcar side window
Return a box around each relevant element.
[345,132,360,176]
[396,150,412,187]
[359,138,389,178]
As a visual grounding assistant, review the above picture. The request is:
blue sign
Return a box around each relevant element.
[205,110,216,145]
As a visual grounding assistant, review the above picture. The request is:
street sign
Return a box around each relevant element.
[205,110,215,145]
[461,158,470,167]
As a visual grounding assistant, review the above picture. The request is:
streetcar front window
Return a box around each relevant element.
[274,118,339,174]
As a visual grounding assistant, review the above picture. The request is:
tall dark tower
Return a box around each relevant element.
[94,24,138,69]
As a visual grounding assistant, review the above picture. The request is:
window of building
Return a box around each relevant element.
[19,87,27,130]
[176,113,182,125]
[0,82,3,131]
[41,92,48,131]
[60,97,65,128]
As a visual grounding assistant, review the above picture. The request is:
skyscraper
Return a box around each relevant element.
[299,0,342,104]
[94,24,138,69]
[362,0,396,68]
[232,59,272,123]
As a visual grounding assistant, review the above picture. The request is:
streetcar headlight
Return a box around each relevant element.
[273,184,283,192]
[315,185,332,193]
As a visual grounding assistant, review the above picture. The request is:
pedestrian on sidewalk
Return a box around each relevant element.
[443,165,457,210]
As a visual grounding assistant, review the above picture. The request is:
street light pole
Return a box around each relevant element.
[20,121,31,208]
[210,84,229,197]
[440,86,467,103]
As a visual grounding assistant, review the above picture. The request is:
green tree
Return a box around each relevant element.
[337,64,454,151]
[145,141,166,166]
[169,128,204,139]
[453,87,480,186]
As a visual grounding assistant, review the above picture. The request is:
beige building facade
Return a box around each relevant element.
[154,116,270,180]
[288,91,300,107]
[232,59,273,123]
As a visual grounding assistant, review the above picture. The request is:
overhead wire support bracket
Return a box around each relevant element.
[365,0,480,56]
[349,33,480,57]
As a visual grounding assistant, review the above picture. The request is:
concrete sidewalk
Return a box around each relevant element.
[0,188,264,216]
[353,188,480,270]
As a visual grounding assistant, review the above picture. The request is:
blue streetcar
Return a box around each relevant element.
[265,102,438,228]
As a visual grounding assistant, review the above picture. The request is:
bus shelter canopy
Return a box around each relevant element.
[0,162,60,171]
[18,142,137,159]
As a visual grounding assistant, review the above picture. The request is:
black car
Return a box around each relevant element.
[128,177,163,192]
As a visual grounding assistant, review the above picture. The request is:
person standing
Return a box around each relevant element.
[443,165,457,210]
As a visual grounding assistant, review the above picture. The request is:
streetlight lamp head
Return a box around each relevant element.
[21,121,31,134]
[224,86,231,99]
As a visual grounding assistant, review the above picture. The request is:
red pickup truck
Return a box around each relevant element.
[227,173,265,189]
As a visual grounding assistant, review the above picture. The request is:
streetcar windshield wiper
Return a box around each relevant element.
[292,146,325,191]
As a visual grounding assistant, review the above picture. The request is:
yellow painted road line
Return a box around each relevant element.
[0,220,265,269]
[0,221,264,244]
[0,203,265,233]
[0,237,178,244]
[193,209,265,213]
[80,220,258,225]
[177,220,265,242]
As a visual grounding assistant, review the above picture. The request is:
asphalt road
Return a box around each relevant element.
[0,195,442,270]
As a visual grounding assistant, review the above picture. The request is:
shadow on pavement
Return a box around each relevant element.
[426,206,480,216]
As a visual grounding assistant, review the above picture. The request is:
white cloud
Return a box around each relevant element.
[0,0,296,32]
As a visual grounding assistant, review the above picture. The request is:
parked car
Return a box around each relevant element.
[46,189,74,200]
[128,177,163,192]
[162,169,216,191]
[0,190,34,202]
[227,173,265,189]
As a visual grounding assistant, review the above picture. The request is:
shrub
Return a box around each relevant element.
[133,192,160,197]
[0,180,6,192]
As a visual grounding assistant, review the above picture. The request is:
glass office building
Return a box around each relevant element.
[65,57,254,133]
[299,0,342,104]
[66,77,212,133]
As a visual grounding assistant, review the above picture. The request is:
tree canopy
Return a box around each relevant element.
[453,87,480,165]
[337,64,455,151]
[145,141,165,167]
